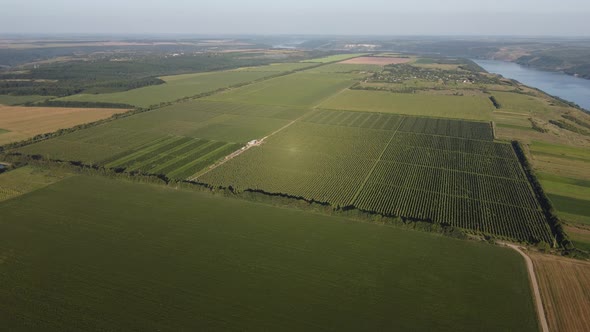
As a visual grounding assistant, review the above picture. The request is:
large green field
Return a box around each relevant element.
[306,63,382,73]
[57,70,277,107]
[12,61,552,242]
[207,72,359,107]
[0,94,52,105]
[540,173,590,225]
[492,91,551,115]
[0,165,72,202]
[0,175,538,331]
[532,143,590,226]
[199,109,552,242]
[302,53,368,63]
[530,140,590,162]
[234,62,317,72]
[17,100,308,178]
[319,89,495,121]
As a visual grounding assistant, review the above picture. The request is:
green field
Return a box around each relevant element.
[572,239,590,252]
[57,70,277,107]
[319,89,494,121]
[234,62,317,72]
[567,226,590,251]
[302,53,367,63]
[103,137,242,180]
[16,100,309,177]
[492,91,551,115]
[530,141,590,162]
[532,145,590,226]
[306,63,382,73]
[0,94,52,105]
[496,123,534,131]
[538,172,590,188]
[493,112,534,129]
[199,110,552,242]
[548,194,590,218]
[539,178,590,202]
[207,72,358,107]
[0,165,72,202]
[0,128,9,135]
[0,175,538,331]
[11,62,553,242]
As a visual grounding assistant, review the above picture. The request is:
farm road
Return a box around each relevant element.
[502,242,549,332]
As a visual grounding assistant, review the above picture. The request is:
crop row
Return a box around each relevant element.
[306,110,403,130]
[102,136,240,179]
[369,161,539,210]
[198,146,374,207]
[390,132,515,158]
[168,143,240,179]
[197,119,551,242]
[354,183,553,243]
[164,100,308,120]
[398,116,493,140]
[306,110,494,140]
[269,122,391,160]
[382,144,525,180]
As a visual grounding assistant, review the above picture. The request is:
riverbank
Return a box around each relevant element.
[474,59,590,111]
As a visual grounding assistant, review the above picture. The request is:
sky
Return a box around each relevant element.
[2,0,589,36]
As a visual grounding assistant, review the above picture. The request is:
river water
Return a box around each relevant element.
[473,59,590,111]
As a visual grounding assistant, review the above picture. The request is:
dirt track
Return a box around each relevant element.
[528,251,590,332]
[502,243,549,332]
[192,116,302,180]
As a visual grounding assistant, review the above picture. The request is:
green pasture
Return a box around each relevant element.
[302,53,367,63]
[234,62,316,72]
[0,175,538,331]
[16,100,307,165]
[307,63,382,73]
[0,166,73,202]
[530,141,590,162]
[207,72,358,107]
[492,91,551,115]
[56,70,276,107]
[319,89,494,121]
[0,95,52,105]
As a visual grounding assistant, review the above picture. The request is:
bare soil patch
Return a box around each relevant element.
[340,56,412,65]
[0,106,128,145]
[529,252,590,332]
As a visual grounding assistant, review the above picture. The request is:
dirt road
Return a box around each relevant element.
[191,114,306,180]
[502,243,549,332]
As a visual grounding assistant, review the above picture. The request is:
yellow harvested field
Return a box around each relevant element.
[340,56,412,65]
[0,106,128,145]
[529,252,590,332]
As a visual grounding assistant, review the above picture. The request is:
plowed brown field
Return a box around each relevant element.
[0,106,128,145]
[529,252,590,332]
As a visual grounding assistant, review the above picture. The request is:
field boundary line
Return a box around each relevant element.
[193,109,319,180]
[350,118,405,204]
[311,82,357,109]
[501,243,549,332]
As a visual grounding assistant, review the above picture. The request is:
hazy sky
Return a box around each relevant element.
[2,0,589,36]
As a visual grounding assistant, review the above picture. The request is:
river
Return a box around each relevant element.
[473,59,590,111]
